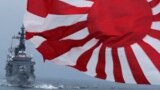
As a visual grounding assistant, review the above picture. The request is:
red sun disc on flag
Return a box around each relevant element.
[24,0,160,85]
[87,0,153,47]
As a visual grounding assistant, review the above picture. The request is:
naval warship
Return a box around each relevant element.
[5,26,35,86]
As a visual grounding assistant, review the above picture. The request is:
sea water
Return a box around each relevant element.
[0,78,159,90]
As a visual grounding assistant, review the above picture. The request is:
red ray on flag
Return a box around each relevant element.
[24,0,160,85]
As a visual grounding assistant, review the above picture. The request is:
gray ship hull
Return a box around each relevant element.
[6,56,35,86]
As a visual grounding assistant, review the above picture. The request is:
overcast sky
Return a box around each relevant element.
[0,0,96,81]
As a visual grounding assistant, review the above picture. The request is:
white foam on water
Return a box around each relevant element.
[0,79,61,89]
[34,84,59,90]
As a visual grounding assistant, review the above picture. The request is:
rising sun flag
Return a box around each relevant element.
[24,0,160,85]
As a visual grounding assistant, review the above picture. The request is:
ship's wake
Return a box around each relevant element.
[0,79,105,90]
[0,80,101,90]
[33,84,64,90]
[0,79,64,90]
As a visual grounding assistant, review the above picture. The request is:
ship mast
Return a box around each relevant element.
[18,25,26,51]
[14,25,26,56]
